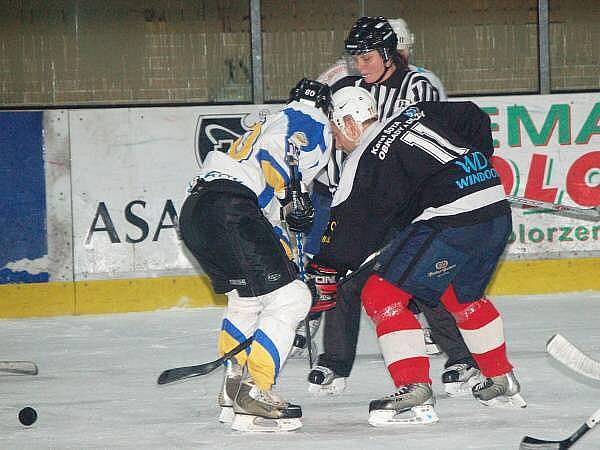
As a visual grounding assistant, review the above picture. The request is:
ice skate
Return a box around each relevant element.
[368,383,439,426]
[307,365,347,396]
[442,363,485,397]
[217,359,243,423]
[288,333,318,360]
[472,370,527,408]
[231,380,302,432]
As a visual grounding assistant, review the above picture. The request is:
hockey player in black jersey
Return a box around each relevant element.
[303,15,481,399]
[307,86,525,426]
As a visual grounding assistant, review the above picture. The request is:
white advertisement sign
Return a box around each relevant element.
[474,93,599,257]
[68,94,599,280]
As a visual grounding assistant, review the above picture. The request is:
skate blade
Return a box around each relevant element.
[231,414,302,432]
[368,405,439,427]
[478,393,527,409]
[308,378,347,397]
[218,406,234,424]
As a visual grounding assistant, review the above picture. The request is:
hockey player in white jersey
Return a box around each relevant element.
[178,78,333,432]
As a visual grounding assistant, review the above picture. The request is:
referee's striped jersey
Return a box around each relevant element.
[321,68,442,190]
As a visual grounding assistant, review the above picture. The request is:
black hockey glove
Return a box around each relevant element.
[281,189,315,233]
[305,261,338,313]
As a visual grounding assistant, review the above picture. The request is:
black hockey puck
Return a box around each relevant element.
[18,407,37,426]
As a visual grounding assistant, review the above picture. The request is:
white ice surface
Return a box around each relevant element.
[2,292,600,449]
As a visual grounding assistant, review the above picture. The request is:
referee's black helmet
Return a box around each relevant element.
[344,16,398,63]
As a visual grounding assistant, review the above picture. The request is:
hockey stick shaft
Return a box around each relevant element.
[546,333,600,381]
[520,408,600,449]
[295,230,314,368]
[0,361,38,375]
[507,195,600,221]
[157,337,252,385]
[285,140,314,368]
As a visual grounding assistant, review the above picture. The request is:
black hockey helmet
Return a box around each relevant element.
[288,78,332,117]
[344,16,398,63]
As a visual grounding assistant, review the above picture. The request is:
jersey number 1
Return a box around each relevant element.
[401,122,469,164]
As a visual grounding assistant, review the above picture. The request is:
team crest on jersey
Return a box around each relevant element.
[194,110,270,167]
[289,131,308,148]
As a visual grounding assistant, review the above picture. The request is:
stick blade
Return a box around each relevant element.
[519,436,562,449]
[546,333,600,381]
[157,361,220,385]
[0,361,38,375]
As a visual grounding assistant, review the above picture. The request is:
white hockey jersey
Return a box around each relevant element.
[197,100,332,238]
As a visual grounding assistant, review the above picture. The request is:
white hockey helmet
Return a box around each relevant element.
[388,18,415,51]
[330,86,377,138]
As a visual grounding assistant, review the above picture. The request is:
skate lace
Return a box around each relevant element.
[445,363,469,374]
[252,386,288,406]
[388,384,423,400]
[315,366,335,378]
[472,377,506,396]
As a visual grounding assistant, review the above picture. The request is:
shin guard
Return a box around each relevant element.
[361,276,430,386]
[440,285,512,377]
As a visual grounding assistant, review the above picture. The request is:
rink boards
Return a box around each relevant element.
[0,93,599,317]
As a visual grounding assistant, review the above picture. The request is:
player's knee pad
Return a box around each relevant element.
[261,279,311,327]
[361,275,411,326]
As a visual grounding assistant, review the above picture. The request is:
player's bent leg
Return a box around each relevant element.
[216,290,260,422]
[218,290,261,367]
[231,280,309,432]
[361,276,437,425]
[361,276,430,385]
[440,285,525,408]
[246,279,311,388]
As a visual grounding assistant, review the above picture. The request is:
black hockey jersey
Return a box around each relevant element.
[315,101,509,274]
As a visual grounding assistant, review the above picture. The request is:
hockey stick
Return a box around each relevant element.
[507,196,600,221]
[519,407,600,449]
[157,337,252,385]
[546,334,600,381]
[0,361,38,375]
[296,231,314,368]
[285,139,314,368]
